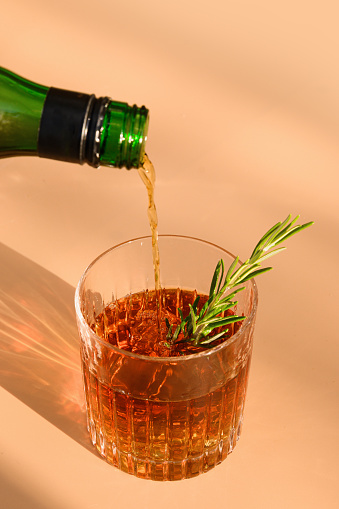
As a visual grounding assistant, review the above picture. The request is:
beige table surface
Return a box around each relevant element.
[1,1,338,508]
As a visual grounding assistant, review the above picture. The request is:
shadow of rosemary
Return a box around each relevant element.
[0,243,92,452]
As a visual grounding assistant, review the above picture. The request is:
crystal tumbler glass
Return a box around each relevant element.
[75,235,258,481]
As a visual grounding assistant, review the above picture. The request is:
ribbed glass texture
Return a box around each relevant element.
[75,236,258,481]
[99,101,149,169]
[0,67,47,157]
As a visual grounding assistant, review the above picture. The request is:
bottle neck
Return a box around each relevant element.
[38,88,149,169]
[38,88,110,167]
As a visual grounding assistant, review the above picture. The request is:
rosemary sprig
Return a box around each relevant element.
[166,215,313,349]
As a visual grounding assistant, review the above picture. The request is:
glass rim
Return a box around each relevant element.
[74,234,258,363]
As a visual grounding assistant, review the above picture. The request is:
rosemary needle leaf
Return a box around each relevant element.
[189,304,197,333]
[225,256,239,282]
[257,246,286,263]
[199,330,230,344]
[198,299,210,318]
[209,260,222,297]
[192,296,200,313]
[165,318,173,340]
[230,262,261,283]
[203,315,245,331]
[237,266,273,284]
[178,308,184,321]
[217,259,225,293]
[217,287,245,304]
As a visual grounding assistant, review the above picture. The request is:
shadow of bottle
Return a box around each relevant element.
[0,242,93,452]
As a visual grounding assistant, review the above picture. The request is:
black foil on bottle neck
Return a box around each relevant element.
[38,87,110,167]
[38,87,94,164]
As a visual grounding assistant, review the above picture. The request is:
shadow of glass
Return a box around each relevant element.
[0,242,93,452]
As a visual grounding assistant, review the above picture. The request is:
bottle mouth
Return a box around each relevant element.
[93,100,149,170]
[121,104,149,169]
[137,107,149,166]
[83,97,149,169]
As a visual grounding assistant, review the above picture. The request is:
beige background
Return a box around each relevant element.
[0,1,338,507]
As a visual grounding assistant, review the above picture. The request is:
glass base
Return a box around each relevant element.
[89,417,242,481]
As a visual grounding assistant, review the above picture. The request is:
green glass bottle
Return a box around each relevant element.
[0,67,149,169]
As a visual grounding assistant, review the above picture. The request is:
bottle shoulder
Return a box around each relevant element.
[0,66,48,96]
